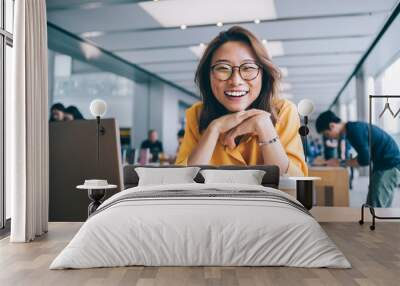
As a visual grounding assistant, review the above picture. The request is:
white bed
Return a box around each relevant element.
[50,183,351,269]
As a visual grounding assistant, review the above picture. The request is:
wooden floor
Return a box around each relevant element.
[0,221,399,286]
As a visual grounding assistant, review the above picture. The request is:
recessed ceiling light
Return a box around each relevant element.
[80,43,101,60]
[80,31,104,38]
[254,19,260,24]
[82,3,103,9]
[216,22,223,27]
[180,24,187,30]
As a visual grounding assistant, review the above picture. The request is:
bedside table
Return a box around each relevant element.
[279,176,321,210]
[77,182,117,217]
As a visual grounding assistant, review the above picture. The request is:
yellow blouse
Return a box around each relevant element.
[175,98,308,176]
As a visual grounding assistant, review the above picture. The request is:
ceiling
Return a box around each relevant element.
[46,0,399,113]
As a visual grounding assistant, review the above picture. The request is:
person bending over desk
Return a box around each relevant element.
[175,26,307,176]
[315,110,400,207]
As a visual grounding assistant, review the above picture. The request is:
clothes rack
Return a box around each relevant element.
[359,95,400,230]
[378,97,395,118]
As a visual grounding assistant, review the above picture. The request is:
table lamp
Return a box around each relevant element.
[297,99,314,162]
[90,99,107,161]
[81,99,109,216]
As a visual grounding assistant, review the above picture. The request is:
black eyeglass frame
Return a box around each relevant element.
[210,63,262,81]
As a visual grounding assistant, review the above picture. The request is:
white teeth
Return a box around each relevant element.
[224,91,248,97]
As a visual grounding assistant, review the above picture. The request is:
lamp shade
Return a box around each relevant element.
[297,99,314,117]
[90,99,107,117]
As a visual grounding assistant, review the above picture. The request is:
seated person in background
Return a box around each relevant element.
[64,105,85,121]
[140,130,164,163]
[315,137,323,156]
[175,26,307,176]
[50,103,65,122]
[315,110,400,207]
[177,129,185,152]
[305,137,320,164]
[312,135,338,166]
[168,129,186,164]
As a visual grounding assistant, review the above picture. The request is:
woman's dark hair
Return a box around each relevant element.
[195,26,281,133]
[315,110,341,133]
[50,103,65,122]
[65,105,85,120]
[51,103,65,112]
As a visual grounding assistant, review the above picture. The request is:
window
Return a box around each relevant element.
[50,51,135,127]
[379,56,400,140]
[5,0,13,33]
[381,57,400,94]
[1,0,14,230]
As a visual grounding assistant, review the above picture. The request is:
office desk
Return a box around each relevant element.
[309,166,349,207]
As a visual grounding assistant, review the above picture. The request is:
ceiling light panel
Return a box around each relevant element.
[139,0,276,27]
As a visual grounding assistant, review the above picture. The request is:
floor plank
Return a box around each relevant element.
[0,222,399,286]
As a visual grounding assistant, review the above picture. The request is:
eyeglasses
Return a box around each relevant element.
[210,63,261,81]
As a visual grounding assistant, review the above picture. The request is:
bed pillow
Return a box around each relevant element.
[135,167,200,186]
[200,169,266,185]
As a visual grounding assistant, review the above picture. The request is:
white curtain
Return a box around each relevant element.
[9,0,49,242]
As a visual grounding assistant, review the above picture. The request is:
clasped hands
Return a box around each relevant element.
[209,109,277,149]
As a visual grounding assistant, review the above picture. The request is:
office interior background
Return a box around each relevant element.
[2,0,400,226]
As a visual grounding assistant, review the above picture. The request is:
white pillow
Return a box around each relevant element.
[135,167,200,186]
[200,169,266,185]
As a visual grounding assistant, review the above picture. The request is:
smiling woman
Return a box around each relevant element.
[175,26,307,176]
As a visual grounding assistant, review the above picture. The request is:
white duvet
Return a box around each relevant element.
[50,183,351,269]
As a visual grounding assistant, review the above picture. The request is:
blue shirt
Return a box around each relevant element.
[346,121,400,170]
[338,136,352,159]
